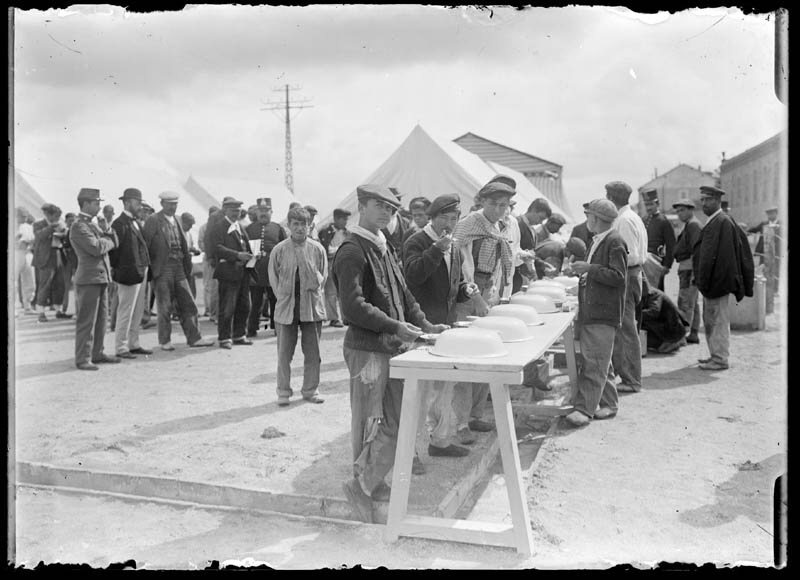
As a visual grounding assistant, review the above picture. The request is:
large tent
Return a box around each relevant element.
[317,125,571,228]
[185,174,298,224]
[13,169,48,219]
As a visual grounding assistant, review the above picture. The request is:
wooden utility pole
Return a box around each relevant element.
[261,85,313,195]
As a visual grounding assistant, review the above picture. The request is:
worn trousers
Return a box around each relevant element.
[247,285,271,335]
[573,323,619,417]
[35,265,65,307]
[343,347,403,494]
[114,268,147,354]
[154,258,201,345]
[324,275,342,322]
[276,321,322,399]
[217,277,251,343]
[202,259,218,317]
[612,266,642,389]
[677,270,701,334]
[702,295,730,366]
[452,382,490,429]
[16,250,35,309]
[416,381,457,452]
[74,283,109,365]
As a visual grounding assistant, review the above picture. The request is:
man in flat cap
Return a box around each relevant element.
[748,206,781,313]
[404,194,479,463]
[69,188,120,370]
[381,187,412,263]
[109,188,153,359]
[564,199,627,427]
[672,198,703,344]
[318,208,351,327]
[143,190,214,350]
[332,184,448,522]
[208,196,254,349]
[32,203,70,322]
[198,206,221,323]
[605,181,648,393]
[641,188,676,292]
[245,197,286,337]
[693,186,754,371]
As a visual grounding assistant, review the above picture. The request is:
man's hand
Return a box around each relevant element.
[518,249,535,262]
[425,323,450,334]
[570,261,591,275]
[433,232,453,252]
[237,251,253,262]
[464,282,479,297]
[471,293,490,316]
[396,322,423,342]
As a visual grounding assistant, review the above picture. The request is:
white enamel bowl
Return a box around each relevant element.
[429,328,509,358]
[529,280,565,289]
[486,304,543,326]
[553,275,579,289]
[510,293,560,313]
[470,316,533,342]
[527,284,567,302]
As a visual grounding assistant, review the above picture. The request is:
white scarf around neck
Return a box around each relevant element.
[349,224,388,255]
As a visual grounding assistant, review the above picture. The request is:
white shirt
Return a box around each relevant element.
[123,209,140,230]
[586,228,612,264]
[502,213,524,267]
[612,205,648,267]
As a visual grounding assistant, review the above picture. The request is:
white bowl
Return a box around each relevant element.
[429,328,508,358]
[529,280,564,289]
[553,275,579,289]
[527,285,567,301]
[487,304,543,326]
[510,293,559,313]
[470,316,533,342]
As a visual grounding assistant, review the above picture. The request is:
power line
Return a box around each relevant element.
[260,84,313,195]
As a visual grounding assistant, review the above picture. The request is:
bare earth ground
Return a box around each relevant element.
[10,274,787,569]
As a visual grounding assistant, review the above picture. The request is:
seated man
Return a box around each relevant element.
[640,276,689,354]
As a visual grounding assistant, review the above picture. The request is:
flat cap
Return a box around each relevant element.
[41,202,61,214]
[604,181,632,197]
[408,196,431,210]
[356,184,401,209]
[477,181,516,200]
[64,212,76,219]
[699,185,726,197]
[256,197,272,208]
[141,202,154,211]
[548,213,567,227]
[488,174,517,190]
[766,206,779,213]
[221,196,243,208]
[180,212,195,223]
[77,188,103,203]
[427,194,461,218]
[583,198,619,222]
[304,205,318,215]
[672,198,696,209]
[641,188,659,202]
[120,188,143,201]
[158,190,180,202]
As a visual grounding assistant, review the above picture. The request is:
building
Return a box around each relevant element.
[719,131,787,227]
[637,163,717,220]
[453,132,571,219]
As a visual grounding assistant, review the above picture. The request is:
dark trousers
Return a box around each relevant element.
[74,283,108,365]
[153,258,201,345]
[247,285,275,334]
[217,277,251,342]
[35,265,65,307]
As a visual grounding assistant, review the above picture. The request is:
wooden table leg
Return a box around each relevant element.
[385,376,422,542]
[563,322,579,403]
[489,381,534,556]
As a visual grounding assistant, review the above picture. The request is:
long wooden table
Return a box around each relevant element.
[385,311,578,555]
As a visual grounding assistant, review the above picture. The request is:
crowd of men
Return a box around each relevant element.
[14,174,770,522]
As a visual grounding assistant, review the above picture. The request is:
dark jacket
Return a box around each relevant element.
[110,212,150,285]
[142,211,193,279]
[244,220,285,287]
[673,217,703,265]
[381,213,411,262]
[403,230,470,325]
[208,216,252,282]
[332,232,430,354]
[641,282,688,346]
[569,220,595,250]
[578,230,628,328]
[693,212,754,301]
[32,219,61,270]
[644,211,677,270]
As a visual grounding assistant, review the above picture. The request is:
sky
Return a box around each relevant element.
[12,5,787,223]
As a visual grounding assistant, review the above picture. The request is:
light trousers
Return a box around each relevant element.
[612,267,642,389]
[276,320,322,399]
[16,250,35,309]
[702,295,730,366]
[114,268,148,354]
[677,270,701,334]
[572,323,619,417]
[416,380,458,452]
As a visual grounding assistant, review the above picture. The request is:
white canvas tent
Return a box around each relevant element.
[13,169,49,219]
[185,174,298,224]
[317,125,571,228]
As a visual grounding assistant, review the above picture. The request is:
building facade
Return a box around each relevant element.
[637,164,718,219]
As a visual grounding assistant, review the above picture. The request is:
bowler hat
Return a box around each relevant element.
[672,198,696,209]
[158,191,180,202]
[333,208,352,219]
[77,188,103,203]
[489,174,517,190]
[256,197,272,208]
[477,181,516,200]
[221,196,243,208]
[699,185,726,197]
[583,199,619,222]
[641,188,659,202]
[120,188,143,201]
[357,184,401,209]
[427,194,461,218]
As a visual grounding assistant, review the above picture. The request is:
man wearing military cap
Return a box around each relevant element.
[672,198,703,344]
[605,180,648,393]
[142,190,214,350]
[640,187,676,292]
[245,197,286,337]
[70,188,121,370]
[318,207,352,327]
[747,205,781,313]
[693,185,754,370]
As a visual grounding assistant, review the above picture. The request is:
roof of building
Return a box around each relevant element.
[453,132,562,171]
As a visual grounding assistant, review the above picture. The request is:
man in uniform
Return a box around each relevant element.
[641,188,676,291]
[69,188,120,370]
[317,208,351,327]
[245,197,286,337]
[672,198,703,344]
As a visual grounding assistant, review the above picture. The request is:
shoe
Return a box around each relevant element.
[468,419,494,432]
[594,407,617,420]
[678,337,688,347]
[160,342,176,351]
[246,331,257,338]
[76,362,99,371]
[428,444,470,457]
[412,456,426,475]
[189,337,215,347]
[699,361,729,371]
[129,347,153,355]
[565,410,590,427]
[303,395,325,404]
[219,341,232,350]
[657,340,682,354]
[697,357,712,363]
[329,320,344,328]
[116,352,137,359]
[37,313,48,323]
[141,321,156,330]
[277,397,290,407]
[371,481,391,502]
[342,478,374,524]
[55,311,73,319]
[233,338,254,346]
[686,333,700,344]
[616,383,640,393]
[92,355,121,364]
[457,427,477,445]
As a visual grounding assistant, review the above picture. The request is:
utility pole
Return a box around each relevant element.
[261,85,313,195]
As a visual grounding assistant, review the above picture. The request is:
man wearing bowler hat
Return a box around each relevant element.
[245,197,286,337]
[318,207,351,327]
[209,196,255,349]
[672,198,703,344]
[69,188,120,370]
[641,187,676,292]
[110,188,153,359]
[143,190,214,350]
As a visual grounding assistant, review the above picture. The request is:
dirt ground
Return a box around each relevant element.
[10,274,787,569]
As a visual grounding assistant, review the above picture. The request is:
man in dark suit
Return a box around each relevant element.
[142,191,214,351]
[209,196,254,349]
[244,197,286,338]
[32,203,71,322]
[641,188,676,291]
[569,219,595,252]
[515,197,552,291]
[318,208,351,327]
[110,188,153,359]
[69,188,120,371]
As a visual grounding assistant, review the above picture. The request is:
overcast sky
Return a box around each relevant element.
[12,5,786,222]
